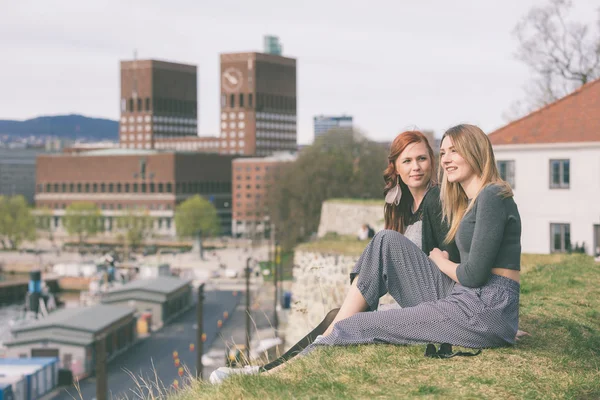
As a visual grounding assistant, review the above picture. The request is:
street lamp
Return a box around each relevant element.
[245,256,257,361]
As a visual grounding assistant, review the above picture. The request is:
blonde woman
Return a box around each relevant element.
[300,123,522,351]
[210,125,523,382]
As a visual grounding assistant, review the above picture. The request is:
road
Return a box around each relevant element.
[54,289,241,400]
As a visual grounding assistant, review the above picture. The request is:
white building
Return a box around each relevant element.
[489,78,600,256]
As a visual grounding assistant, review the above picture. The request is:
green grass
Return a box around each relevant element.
[258,251,294,281]
[170,253,600,400]
[295,235,369,256]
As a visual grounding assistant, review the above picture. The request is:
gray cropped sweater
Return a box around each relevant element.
[455,184,522,288]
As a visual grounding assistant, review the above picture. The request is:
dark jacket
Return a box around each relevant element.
[421,185,460,263]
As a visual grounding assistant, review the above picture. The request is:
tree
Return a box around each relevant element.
[509,0,600,117]
[63,202,102,251]
[0,195,36,250]
[175,195,220,238]
[116,209,154,252]
[266,128,388,250]
[36,206,54,244]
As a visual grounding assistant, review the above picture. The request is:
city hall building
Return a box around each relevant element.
[35,150,234,236]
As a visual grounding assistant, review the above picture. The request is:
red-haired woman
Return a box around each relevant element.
[210,130,460,383]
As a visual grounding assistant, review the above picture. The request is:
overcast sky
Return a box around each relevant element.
[0,0,597,144]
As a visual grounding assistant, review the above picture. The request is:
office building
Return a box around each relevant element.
[313,115,353,140]
[231,152,296,237]
[0,148,50,204]
[119,59,199,150]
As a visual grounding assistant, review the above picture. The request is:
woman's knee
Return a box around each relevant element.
[376,229,410,247]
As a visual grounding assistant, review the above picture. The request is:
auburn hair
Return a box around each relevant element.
[383,131,435,233]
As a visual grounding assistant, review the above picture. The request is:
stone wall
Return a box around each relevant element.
[316,201,384,238]
[284,249,395,349]
[283,250,357,347]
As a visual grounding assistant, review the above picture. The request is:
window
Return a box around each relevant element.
[61,183,66,192]
[158,183,163,193]
[166,183,172,193]
[497,160,515,189]
[69,183,74,192]
[53,183,59,192]
[133,183,138,193]
[108,183,114,193]
[137,98,142,112]
[117,183,122,193]
[550,223,571,253]
[249,93,253,107]
[85,183,90,193]
[550,159,569,189]
[100,183,106,193]
[145,97,151,111]
[230,94,235,108]
[129,98,134,112]
[239,93,244,108]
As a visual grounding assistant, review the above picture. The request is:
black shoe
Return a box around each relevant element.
[424,343,481,359]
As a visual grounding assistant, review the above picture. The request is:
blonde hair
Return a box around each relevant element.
[439,124,513,243]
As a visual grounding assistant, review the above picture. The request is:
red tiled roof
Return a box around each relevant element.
[489,78,600,145]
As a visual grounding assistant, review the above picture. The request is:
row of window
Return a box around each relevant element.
[255,122,296,130]
[121,97,197,115]
[234,201,264,209]
[47,215,174,230]
[497,159,570,189]
[221,93,296,111]
[121,126,198,135]
[256,112,296,122]
[256,131,296,139]
[220,111,297,122]
[236,193,263,199]
[256,140,296,148]
[235,174,275,181]
[221,112,246,120]
[122,134,151,141]
[154,141,220,149]
[235,211,267,217]
[121,116,197,125]
[236,184,264,190]
[221,131,246,139]
[234,165,272,172]
[222,121,246,129]
[38,181,230,194]
[42,203,173,211]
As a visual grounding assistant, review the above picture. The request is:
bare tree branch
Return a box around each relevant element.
[507,0,600,120]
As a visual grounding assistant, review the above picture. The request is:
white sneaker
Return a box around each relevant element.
[209,365,260,384]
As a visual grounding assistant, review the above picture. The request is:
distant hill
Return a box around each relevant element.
[0,114,118,140]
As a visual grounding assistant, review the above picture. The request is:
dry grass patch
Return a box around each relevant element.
[172,254,600,399]
[296,235,368,256]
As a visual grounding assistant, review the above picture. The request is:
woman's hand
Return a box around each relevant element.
[429,248,459,283]
[429,248,449,263]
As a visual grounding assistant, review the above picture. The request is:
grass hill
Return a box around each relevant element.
[171,253,600,399]
[0,114,118,140]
